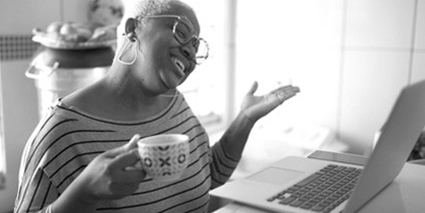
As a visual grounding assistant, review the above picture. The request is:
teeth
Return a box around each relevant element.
[172,57,185,75]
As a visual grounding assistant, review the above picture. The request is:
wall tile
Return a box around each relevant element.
[415,0,425,49]
[0,0,61,34]
[340,51,410,154]
[345,0,416,49]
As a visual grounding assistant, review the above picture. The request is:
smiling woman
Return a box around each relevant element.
[12,1,303,212]
[14,1,238,212]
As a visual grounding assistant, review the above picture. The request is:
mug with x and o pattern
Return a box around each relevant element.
[137,134,190,181]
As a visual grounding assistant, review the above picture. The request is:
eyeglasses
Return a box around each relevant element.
[136,15,209,65]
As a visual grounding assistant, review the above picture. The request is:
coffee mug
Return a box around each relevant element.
[137,134,190,181]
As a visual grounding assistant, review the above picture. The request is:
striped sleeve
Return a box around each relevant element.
[14,110,117,212]
[14,113,63,213]
[209,141,240,189]
[14,167,59,213]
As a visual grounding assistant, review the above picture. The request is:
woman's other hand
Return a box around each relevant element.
[241,81,300,122]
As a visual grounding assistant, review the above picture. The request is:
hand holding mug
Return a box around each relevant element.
[71,134,146,202]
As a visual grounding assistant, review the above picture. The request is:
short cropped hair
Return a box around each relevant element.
[126,0,175,18]
[116,0,194,46]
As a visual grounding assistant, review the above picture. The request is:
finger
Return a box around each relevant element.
[273,86,300,98]
[270,85,300,94]
[292,86,301,93]
[266,87,299,105]
[246,81,258,95]
[110,149,141,169]
[103,134,141,158]
[275,87,299,102]
[125,134,141,150]
[125,160,144,171]
[117,168,146,183]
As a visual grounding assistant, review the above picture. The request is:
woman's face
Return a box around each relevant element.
[133,4,200,95]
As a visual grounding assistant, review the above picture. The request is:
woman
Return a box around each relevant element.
[15,0,300,212]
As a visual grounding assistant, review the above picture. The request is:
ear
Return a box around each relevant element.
[124,18,138,42]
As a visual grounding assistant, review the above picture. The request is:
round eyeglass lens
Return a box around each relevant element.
[173,19,209,64]
[195,39,209,64]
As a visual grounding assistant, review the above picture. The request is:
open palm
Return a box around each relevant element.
[241,81,300,122]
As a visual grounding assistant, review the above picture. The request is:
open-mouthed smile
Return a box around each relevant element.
[172,57,185,76]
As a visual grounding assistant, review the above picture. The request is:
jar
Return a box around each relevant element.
[26,47,114,118]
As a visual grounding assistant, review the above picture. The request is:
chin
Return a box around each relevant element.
[160,75,181,90]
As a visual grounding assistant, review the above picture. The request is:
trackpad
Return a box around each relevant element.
[247,167,305,186]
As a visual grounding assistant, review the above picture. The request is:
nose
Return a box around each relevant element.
[180,40,197,62]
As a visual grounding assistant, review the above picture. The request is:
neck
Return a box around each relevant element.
[102,73,158,107]
[94,64,176,120]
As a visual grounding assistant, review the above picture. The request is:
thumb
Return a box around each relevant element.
[246,81,258,95]
[124,134,141,150]
[103,134,141,158]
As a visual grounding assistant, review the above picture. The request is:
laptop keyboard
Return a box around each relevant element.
[267,164,362,213]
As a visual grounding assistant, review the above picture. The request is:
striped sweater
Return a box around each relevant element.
[15,92,239,213]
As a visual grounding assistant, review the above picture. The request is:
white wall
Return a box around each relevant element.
[234,0,425,155]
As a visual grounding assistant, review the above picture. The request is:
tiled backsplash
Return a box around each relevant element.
[0,35,40,61]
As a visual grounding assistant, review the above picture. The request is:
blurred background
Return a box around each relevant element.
[1,0,425,212]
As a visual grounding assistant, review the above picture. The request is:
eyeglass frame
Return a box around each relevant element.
[135,14,209,65]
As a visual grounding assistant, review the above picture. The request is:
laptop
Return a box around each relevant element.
[210,79,425,213]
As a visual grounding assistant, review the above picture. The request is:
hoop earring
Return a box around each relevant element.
[117,39,138,65]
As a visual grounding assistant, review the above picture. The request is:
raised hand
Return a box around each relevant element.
[241,81,300,122]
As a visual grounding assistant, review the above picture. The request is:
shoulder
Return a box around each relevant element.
[26,106,83,157]
[61,81,105,113]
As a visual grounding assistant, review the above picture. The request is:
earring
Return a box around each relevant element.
[117,39,138,65]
